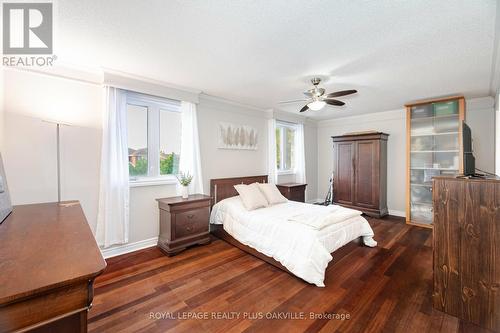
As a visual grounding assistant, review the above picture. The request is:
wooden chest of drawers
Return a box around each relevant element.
[276,183,307,202]
[433,177,500,331]
[156,194,211,256]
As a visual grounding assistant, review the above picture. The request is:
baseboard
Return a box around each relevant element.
[388,210,406,218]
[101,237,158,259]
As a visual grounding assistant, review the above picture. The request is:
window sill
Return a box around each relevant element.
[277,170,296,176]
[129,177,178,188]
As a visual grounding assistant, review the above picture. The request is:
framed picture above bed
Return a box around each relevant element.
[218,122,258,150]
[0,153,12,224]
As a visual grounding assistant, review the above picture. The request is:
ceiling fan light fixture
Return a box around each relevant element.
[307,100,326,111]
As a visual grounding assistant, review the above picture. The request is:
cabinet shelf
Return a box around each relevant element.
[410,131,459,137]
[410,113,459,122]
[410,150,459,153]
[411,183,432,187]
[410,167,458,171]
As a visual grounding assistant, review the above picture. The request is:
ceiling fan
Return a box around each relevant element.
[278,78,357,112]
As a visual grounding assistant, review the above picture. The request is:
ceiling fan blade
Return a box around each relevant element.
[326,89,357,98]
[278,99,308,104]
[324,99,345,106]
[299,105,309,112]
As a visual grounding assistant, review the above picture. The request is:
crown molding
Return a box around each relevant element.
[3,63,103,85]
[103,69,200,103]
[270,108,319,127]
[198,93,272,119]
[317,108,405,128]
[4,63,203,103]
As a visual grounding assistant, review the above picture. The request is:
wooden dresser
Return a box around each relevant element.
[156,194,211,256]
[0,201,106,333]
[276,183,307,202]
[433,176,500,331]
[332,132,389,217]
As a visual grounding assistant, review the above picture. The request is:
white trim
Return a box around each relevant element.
[269,109,319,127]
[388,210,406,217]
[4,65,102,86]
[306,198,323,204]
[277,170,295,176]
[100,237,158,259]
[489,0,500,95]
[317,109,405,128]
[129,177,178,187]
[199,93,268,113]
[104,70,200,104]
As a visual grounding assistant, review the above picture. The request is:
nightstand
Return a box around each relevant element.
[276,183,307,202]
[156,194,211,256]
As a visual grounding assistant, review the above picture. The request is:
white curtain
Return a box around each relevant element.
[96,86,130,248]
[267,118,278,183]
[294,123,307,185]
[178,101,204,194]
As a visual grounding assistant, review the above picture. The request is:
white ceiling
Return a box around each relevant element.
[56,0,500,119]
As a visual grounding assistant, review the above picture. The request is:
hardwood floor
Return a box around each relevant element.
[89,217,491,333]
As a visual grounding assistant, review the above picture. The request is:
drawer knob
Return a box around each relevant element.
[187,214,195,219]
[186,225,193,232]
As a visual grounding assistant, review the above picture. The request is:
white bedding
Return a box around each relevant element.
[210,196,376,287]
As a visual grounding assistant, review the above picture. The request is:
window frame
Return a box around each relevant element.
[276,121,297,175]
[126,91,181,186]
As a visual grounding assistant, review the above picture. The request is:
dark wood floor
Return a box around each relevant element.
[88,217,491,333]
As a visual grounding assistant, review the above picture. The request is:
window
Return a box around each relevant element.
[276,121,296,173]
[127,92,181,182]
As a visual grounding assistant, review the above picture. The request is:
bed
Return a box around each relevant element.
[209,175,377,287]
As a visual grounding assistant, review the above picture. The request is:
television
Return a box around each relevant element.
[461,121,475,176]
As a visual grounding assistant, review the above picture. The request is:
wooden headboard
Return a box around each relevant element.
[210,175,268,207]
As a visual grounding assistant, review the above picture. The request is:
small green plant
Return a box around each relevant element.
[176,171,193,186]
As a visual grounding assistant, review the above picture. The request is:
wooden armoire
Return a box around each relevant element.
[332,132,389,217]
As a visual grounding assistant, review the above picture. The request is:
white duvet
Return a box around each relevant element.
[210,197,377,287]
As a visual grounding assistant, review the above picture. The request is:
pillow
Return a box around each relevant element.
[234,183,268,210]
[257,183,288,205]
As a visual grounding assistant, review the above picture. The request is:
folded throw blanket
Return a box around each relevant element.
[288,205,362,230]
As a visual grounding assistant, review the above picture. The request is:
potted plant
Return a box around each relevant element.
[176,172,193,199]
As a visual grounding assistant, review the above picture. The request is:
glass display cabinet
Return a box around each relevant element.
[405,96,465,227]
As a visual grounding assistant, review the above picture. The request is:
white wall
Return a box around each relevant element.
[316,97,496,217]
[3,68,102,232]
[2,69,319,249]
[466,97,495,173]
[496,90,500,175]
[303,122,318,201]
[0,69,4,153]
[197,95,269,192]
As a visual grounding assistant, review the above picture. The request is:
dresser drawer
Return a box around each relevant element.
[175,208,209,238]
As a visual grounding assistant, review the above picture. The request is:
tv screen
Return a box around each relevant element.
[0,153,12,223]
[461,121,475,176]
[462,121,472,153]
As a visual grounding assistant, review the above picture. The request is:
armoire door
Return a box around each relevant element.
[354,140,379,209]
[334,141,355,205]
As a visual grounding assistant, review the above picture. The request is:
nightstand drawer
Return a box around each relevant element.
[175,208,209,238]
[277,183,307,203]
